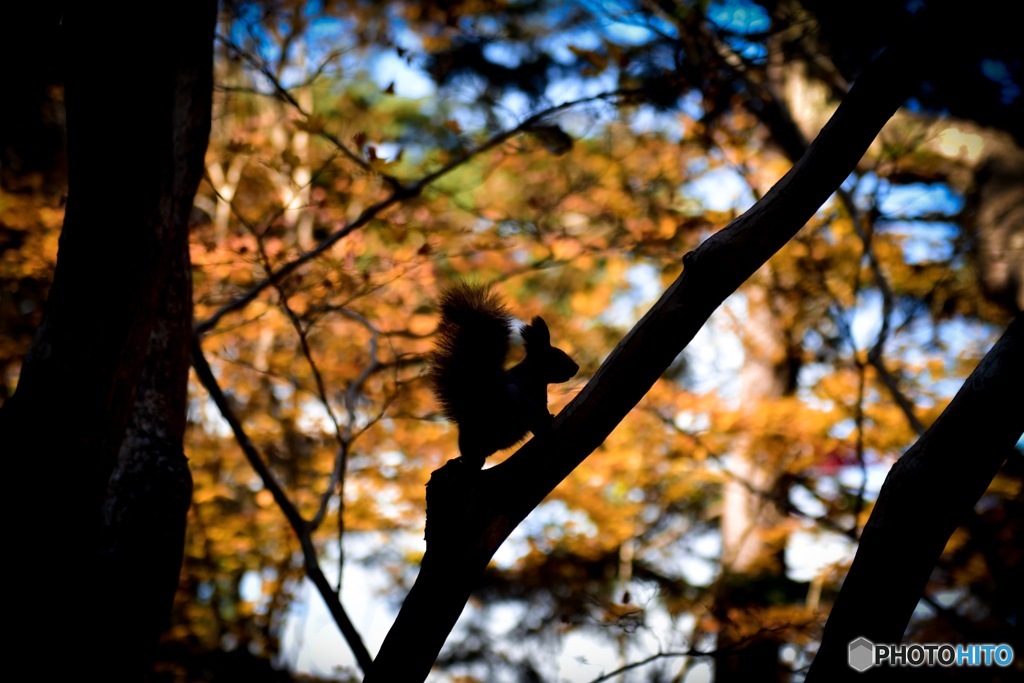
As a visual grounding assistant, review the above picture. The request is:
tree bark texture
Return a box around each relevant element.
[0,2,216,678]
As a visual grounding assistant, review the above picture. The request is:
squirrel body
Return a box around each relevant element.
[428,283,578,466]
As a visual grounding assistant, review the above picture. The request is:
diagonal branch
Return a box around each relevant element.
[190,337,374,674]
[365,21,932,682]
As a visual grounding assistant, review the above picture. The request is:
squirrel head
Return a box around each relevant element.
[521,316,579,383]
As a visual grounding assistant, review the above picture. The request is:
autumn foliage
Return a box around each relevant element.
[2,1,1021,681]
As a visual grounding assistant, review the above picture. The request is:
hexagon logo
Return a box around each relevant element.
[848,637,875,672]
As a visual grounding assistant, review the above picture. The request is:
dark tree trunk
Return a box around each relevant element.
[0,2,216,679]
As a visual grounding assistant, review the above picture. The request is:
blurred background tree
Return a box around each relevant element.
[2,0,1020,681]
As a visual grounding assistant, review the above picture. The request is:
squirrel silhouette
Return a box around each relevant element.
[428,283,579,467]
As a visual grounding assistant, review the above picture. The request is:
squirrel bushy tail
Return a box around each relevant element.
[428,283,513,423]
[428,282,578,466]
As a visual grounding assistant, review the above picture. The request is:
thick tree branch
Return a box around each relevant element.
[805,313,1024,681]
[366,24,928,683]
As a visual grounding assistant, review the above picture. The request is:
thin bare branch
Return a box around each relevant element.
[217,33,400,188]
[586,621,811,683]
[194,88,632,337]
[190,338,374,674]
[587,651,695,683]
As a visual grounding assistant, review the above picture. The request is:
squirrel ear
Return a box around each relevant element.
[523,316,550,345]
